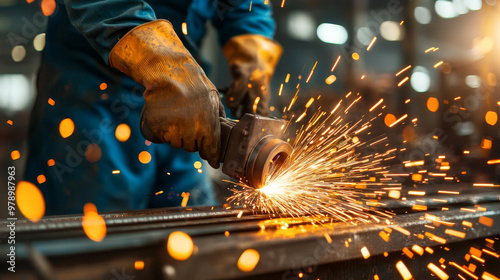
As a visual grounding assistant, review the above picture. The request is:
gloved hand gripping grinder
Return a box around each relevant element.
[219,114,292,189]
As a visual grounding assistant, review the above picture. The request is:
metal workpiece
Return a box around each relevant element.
[1,185,500,280]
[220,114,292,188]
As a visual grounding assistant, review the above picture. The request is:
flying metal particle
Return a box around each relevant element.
[427,263,449,280]
[396,261,413,280]
[361,246,370,259]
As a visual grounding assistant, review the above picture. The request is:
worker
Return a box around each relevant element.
[23,0,282,215]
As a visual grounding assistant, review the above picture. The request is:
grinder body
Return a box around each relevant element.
[219,114,291,188]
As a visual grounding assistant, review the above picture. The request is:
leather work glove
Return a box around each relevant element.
[223,34,282,119]
[109,20,225,168]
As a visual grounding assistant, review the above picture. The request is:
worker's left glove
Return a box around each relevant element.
[223,35,282,118]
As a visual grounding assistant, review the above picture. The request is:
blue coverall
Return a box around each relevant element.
[24,0,276,215]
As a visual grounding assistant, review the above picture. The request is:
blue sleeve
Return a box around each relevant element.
[64,0,157,64]
[211,0,276,46]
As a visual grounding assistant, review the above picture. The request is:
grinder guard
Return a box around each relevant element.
[219,114,291,188]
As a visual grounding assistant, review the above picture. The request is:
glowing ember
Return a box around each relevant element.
[115,123,131,142]
[82,204,107,242]
[396,261,413,280]
[138,151,152,164]
[11,150,20,160]
[134,261,144,270]
[182,22,188,35]
[59,118,75,138]
[181,192,190,207]
[237,249,260,272]
[37,174,46,184]
[194,161,202,169]
[361,246,370,259]
[167,231,194,261]
[41,0,56,16]
[428,263,449,280]
[16,181,45,222]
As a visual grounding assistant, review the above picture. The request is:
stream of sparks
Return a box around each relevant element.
[228,94,399,224]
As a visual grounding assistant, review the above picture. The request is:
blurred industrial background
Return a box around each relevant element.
[2,0,500,218]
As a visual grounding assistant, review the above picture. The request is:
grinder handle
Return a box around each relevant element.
[219,117,235,163]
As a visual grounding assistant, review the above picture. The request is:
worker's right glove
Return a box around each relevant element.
[109,20,225,168]
[223,35,282,118]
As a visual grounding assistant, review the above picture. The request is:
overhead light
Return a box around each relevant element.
[465,75,481,88]
[435,1,458,19]
[0,74,34,112]
[464,0,482,10]
[317,23,348,45]
[414,7,432,25]
[287,12,315,41]
[33,33,46,51]
[453,0,469,14]
[410,66,431,93]
[11,45,26,62]
[380,21,404,41]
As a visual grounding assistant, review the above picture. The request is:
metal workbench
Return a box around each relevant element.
[1,183,500,279]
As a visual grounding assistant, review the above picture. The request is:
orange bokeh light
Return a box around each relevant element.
[134,261,145,270]
[85,143,102,163]
[115,123,131,142]
[59,118,75,138]
[485,111,498,126]
[99,83,107,90]
[16,181,45,222]
[82,204,106,242]
[167,231,194,261]
[11,150,20,160]
[427,97,439,112]
[237,249,260,272]
[37,174,46,184]
[41,0,56,16]
[138,151,152,164]
[384,114,396,127]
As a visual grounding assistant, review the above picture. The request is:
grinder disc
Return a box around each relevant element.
[245,136,292,188]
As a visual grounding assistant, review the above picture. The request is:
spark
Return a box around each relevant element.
[253,96,260,113]
[369,99,384,112]
[428,263,449,280]
[181,192,190,207]
[404,160,424,167]
[473,183,498,187]
[389,114,408,127]
[396,261,413,280]
[482,272,500,280]
[434,61,444,68]
[306,61,318,83]
[396,65,412,76]
[279,83,284,96]
[181,22,188,35]
[487,159,500,164]
[367,36,377,51]
[331,56,341,72]
[398,77,409,87]
[361,246,371,259]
